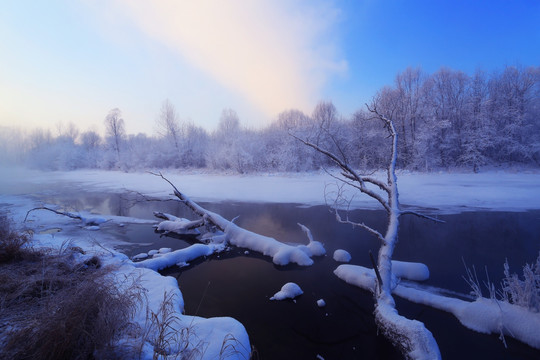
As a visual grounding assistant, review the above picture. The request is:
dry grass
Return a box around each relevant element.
[142,291,204,360]
[0,214,143,360]
[0,214,33,263]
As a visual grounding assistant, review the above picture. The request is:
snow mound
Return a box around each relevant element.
[297,223,326,256]
[270,282,304,301]
[333,249,351,263]
[392,260,430,281]
[132,253,148,260]
[334,264,377,292]
[317,299,326,307]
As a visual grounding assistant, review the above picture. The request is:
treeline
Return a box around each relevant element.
[1,65,539,173]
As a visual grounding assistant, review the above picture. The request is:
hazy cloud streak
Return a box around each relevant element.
[110,0,347,120]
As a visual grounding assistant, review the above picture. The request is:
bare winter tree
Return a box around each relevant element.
[104,108,126,163]
[55,121,80,143]
[292,104,442,359]
[156,99,182,151]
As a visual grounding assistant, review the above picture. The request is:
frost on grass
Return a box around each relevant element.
[500,253,540,312]
[270,282,304,301]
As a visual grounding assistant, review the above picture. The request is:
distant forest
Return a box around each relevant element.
[2,65,539,173]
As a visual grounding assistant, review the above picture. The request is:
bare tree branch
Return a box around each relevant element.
[334,210,386,244]
[291,133,391,213]
[25,206,83,222]
[400,210,445,223]
[147,171,224,231]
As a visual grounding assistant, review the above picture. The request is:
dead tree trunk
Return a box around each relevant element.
[292,105,442,359]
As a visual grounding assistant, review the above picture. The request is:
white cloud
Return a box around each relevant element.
[107,0,347,121]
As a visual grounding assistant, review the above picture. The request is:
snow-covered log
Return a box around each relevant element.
[151,172,325,266]
[293,105,441,359]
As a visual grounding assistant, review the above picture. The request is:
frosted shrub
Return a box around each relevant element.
[500,252,540,312]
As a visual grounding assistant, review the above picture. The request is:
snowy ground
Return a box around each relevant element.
[2,167,540,214]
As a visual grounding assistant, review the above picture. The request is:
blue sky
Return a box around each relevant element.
[0,0,538,135]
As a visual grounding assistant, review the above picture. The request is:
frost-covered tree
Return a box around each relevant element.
[123,133,158,170]
[422,67,470,167]
[263,109,317,171]
[459,69,492,171]
[80,130,102,168]
[0,127,27,165]
[488,65,540,163]
[181,121,209,168]
[156,99,182,153]
[207,108,254,173]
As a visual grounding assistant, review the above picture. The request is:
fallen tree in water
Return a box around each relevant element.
[143,172,325,267]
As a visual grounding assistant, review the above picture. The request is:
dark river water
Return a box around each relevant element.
[35,190,540,359]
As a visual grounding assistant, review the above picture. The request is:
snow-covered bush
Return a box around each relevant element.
[465,253,540,312]
[501,253,540,312]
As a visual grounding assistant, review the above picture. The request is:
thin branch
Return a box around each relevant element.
[400,210,445,223]
[125,189,178,203]
[334,210,386,244]
[148,171,226,232]
[291,132,391,212]
[24,206,82,222]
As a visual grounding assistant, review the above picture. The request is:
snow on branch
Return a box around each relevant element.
[334,210,385,244]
